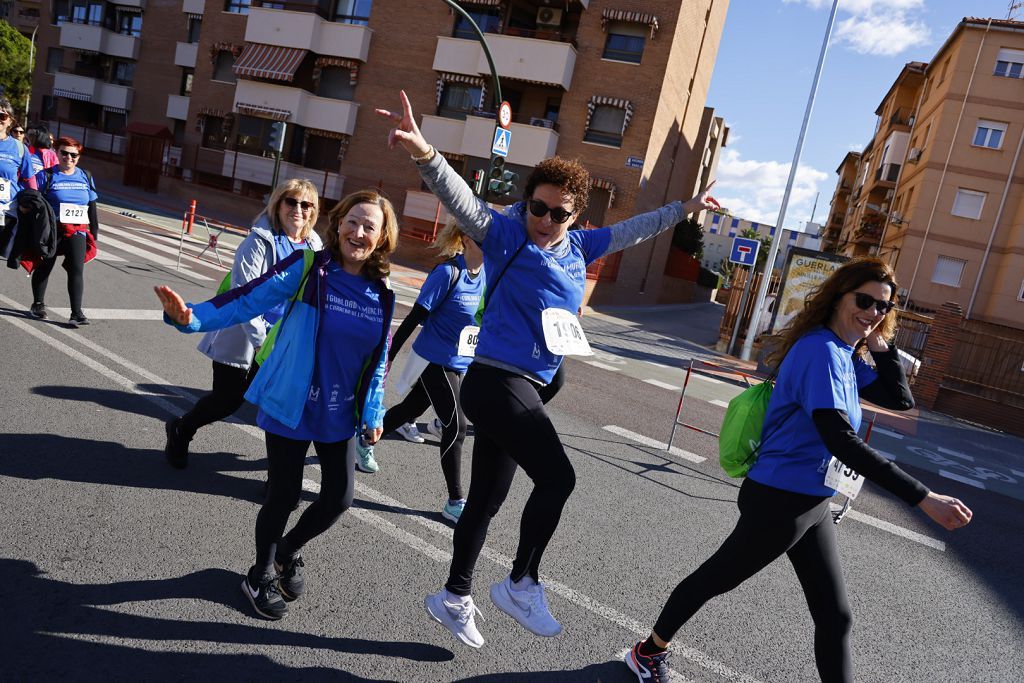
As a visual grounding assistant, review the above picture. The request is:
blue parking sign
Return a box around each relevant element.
[729,237,760,266]
[492,127,511,157]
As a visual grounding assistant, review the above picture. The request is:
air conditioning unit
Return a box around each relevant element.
[884,189,894,200]
[536,7,563,28]
[907,147,922,163]
[890,211,904,225]
[881,202,889,213]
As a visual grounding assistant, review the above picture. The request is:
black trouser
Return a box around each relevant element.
[653,478,852,683]
[382,362,467,501]
[445,363,576,596]
[255,431,355,573]
[31,233,86,314]
[177,361,259,441]
[0,214,16,261]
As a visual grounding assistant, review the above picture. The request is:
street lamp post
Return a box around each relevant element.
[25,25,38,120]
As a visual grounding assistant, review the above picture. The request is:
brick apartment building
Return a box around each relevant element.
[825,17,1024,328]
[1,0,41,38]
[20,0,729,305]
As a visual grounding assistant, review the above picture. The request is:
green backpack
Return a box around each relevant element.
[718,379,776,478]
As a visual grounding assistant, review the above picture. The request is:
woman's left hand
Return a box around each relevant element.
[682,180,721,214]
[363,427,383,445]
[865,329,890,353]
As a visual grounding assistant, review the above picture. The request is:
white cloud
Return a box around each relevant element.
[783,0,931,56]
[713,148,830,228]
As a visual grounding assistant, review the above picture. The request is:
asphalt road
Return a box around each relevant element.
[1,210,1021,682]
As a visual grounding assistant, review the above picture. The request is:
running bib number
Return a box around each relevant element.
[541,308,593,356]
[823,457,864,499]
[0,178,10,206]
[457,325,480,357]
[60,203,88,222]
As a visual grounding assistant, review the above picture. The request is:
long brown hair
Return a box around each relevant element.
[766,257,899,368]
[325,189,399,280]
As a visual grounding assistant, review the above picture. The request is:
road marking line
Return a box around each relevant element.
[0,300,758,683]
[710,399,730,408]
[937,447,974,462]
[97,234,213,281]
[103,223,236,263]
[602,425,706,464]
[644,378,681,391]
[938,470,986,489]
[876,449,899,461]
[47,308,165,320]
[694,374,726,386]
[585,360,620,372]
[829,504,945,552]
[94,251,127,263]
[872,426,904,440]
[1012,469,1024,478]
[645,360,668,368]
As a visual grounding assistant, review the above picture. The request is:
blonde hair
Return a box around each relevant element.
[325,189,399,280]
[431,218,467,260]
[257,178,320,240]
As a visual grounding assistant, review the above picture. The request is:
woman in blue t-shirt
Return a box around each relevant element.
[155,189,398,622]
[625,258,974,683]
[29,136,98,326]
[360,219,485,522]
[0,97,38,260]
[164,179,323,469]
[378,92,720,649]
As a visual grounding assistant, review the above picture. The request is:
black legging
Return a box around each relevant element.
[382,362,466,501]
[255,431,355,572]
[31,232,86,314]
[446,363,576,596]
[653,478,852,683]
[177,360,258,441]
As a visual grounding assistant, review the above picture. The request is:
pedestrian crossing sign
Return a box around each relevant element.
[492,127,511,157]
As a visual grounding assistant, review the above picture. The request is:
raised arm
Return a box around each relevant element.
[604,182,720,255]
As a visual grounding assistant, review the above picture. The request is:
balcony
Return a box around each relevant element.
[53,72,134,111]
[854,220,883,243]
[12,7,40,30]
[174,41,198,69]
[115,0,145,7]
[433,35,577,90]
[873,162,900,185]
[420,113,559,168]
[59,22,141,60]
[222,150,346,199]
[182,0,204,14]
[244,7,372,61]
[166,94,190,121]
[888,107,914,130]
[233,79,359,136]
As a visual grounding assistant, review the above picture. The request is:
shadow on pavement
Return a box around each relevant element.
[31,384,256,424]
[455,660,634,682]
[2,558,452,679]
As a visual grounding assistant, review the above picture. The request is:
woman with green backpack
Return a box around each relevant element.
[624,257,973,683]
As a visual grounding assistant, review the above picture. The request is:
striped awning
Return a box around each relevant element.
[457,0,502,6]
[115,5,143,13]
[186,12,203,19]
[435,72,487,107]
[601,8,660,38]
[103,106,128,115]
[235,102,291,121]
[198,106,226,118]
[234,43,307,82]
[591,177,617,209]
[306,128,348,141]
[54,88,91,102]
[313,56,360,85]
[586,96,634,135]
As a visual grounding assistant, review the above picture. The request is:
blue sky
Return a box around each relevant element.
[706,0,1014,230]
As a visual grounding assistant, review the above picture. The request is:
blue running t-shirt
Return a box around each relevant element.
[0,136,33,214]
[43,167,98,218]
[413,255,485,372]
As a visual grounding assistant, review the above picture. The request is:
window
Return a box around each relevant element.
[973,120,1006,149]
[316,67,355,100]
[602,22,646,64]
[45,48,64,74]
[180,69,194,96]
[951,189,986,220]
[202,116,229,150]
[932,256,966,287]
[938,57,950,84]
[235,115,278,156]
[453,7,500,39]
[584,105,625,147]
[304,135,343,171]
[437,84,482,120]
[212,51,237,83]
[70,1,102,25]
[578,188,609,227]
[68,100,100,126]
[173,120,186,147]
[994,48,1024,78]
[335,0,371,25]
[53,0,69,24]
[118,12,142,36]
[103,111,126,135]
[224,0,250,15]
[187,16,202,43]
[112,61,134,86]
[42,96,58,120]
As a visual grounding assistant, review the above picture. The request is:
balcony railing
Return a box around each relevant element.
[889,107,914,127]
[854,221,883,242]
[468,108,560,133]
[874,163,900,184]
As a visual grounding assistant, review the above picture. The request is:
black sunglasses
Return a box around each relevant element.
[13,128,24,135]
[527,199,573,225]
[852,291,895,315]
[0,112,9,121]
[59,149,80,159]
[283,197,315,211]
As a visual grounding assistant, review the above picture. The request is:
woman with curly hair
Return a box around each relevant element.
[377,91,720,648]
[155,189,398,621]
[623,257,973,683]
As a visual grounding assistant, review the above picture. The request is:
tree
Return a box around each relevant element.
[671,217,703,259]
[739,227,772,272]
[0,21,34,122]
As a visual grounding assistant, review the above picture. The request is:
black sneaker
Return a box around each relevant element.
[241,566,288,620]
[29,302,47,319]
[68,311,90,327]
[625,641,671,682]
[274,554,305,601]
[164,418,189,469]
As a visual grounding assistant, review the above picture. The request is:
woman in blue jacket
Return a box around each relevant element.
[0,97,37,261]
[155,189,398,621]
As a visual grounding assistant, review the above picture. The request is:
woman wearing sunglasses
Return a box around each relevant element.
[377,91,719,648]
[623,257,973,683]
[0,98,38,261]
[165,179,322,469]
[28,136,98,326]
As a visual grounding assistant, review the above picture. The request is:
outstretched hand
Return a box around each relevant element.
[374,90,431,158]
[154,285,192,326]
[918,492,973,531]
[682,180,722,215]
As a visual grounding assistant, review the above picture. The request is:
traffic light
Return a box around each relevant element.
[268,121,286,154]
[472,168,485,196]
[486,155,518,196]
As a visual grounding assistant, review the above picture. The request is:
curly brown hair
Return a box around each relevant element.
[523,157,591,217]
[766,257,899,369]
[325,190,399,280]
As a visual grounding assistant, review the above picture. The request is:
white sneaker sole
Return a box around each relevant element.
[240,578,285,620]
[624,648,646,681]
[355,461,378,473]
[424,595,484,649]
[489,582,562,637]
[397,429,425,444]
[441,508,461,523]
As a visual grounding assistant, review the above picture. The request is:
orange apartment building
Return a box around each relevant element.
[20,0,730,305]
[827,17,1024,328]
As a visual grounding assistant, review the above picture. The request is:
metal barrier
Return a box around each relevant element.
[175,200,244,273]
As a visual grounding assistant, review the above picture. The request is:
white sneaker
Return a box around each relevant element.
[489,576,562,637]
[396,422,425,443]
[424,589,485,649]
[425,417,443,440]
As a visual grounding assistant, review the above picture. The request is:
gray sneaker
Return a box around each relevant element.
[396,422,426,443]
[355,441,379,473]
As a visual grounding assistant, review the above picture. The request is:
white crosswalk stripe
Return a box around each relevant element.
[96,227,217,282]
[104,223,234,264]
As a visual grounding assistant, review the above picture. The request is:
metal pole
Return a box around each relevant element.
[25,26,37,119]
[728,265,755,356]
[740,0,840,361]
